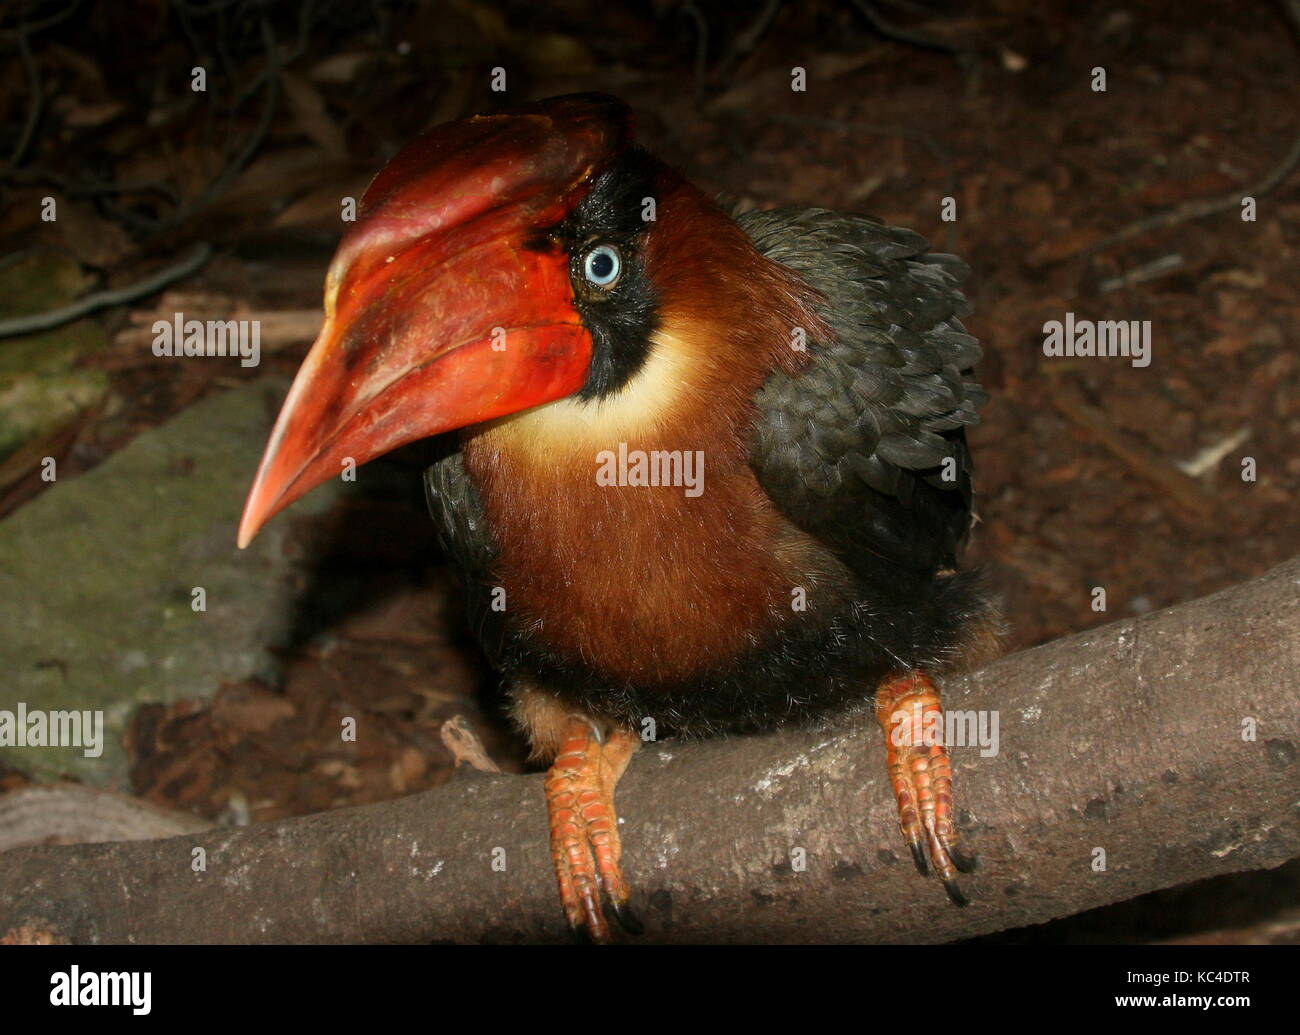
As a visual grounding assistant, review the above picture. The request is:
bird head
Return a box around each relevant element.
[238,93,820,548]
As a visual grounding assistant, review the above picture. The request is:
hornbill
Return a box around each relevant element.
[238,94,998,942]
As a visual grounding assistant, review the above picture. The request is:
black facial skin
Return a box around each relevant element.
[525,147,662,399]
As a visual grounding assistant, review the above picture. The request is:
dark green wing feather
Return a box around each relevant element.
[741,207,987,576]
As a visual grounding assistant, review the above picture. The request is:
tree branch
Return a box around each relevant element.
[2,558,1297,944]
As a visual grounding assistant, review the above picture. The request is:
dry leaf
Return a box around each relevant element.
[281,70,348,158]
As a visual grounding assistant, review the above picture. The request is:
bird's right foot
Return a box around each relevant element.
[544,716,642,943]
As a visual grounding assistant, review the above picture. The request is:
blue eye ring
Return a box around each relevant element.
[582,244,621,288]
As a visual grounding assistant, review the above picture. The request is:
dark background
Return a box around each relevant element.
[1,0,1297,943]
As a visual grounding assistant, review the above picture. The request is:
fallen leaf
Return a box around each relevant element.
[281,71,348,158]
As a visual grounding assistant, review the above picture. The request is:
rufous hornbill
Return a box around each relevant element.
[238,93,997,942]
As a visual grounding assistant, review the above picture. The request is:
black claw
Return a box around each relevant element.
[943,879,969,907]
[950,846,978,874]
[610,899,645,936]
[909,841,929,876]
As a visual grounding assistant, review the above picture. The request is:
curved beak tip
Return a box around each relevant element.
[236,468,281,549]
[235,504,262,550]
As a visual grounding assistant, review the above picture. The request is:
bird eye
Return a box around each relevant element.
[582,245,621,288]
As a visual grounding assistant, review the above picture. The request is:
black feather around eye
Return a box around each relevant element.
[560,147,664,399]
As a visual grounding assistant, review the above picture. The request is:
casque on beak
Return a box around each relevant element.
[237,94,631,548]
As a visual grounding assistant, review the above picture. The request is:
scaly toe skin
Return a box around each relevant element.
[548,777,608,940]
[876,671,975,905]
[544,717,640,943]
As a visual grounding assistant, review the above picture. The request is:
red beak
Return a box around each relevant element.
[237,94,630,548]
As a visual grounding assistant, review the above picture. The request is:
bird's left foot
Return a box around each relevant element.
[875,671,976,905]
[544,716,642,943]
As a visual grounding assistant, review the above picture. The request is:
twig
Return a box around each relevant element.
[848,0,961,54]
[1176,426,1252,478]
[847,0,981,95]
[680,1,709,103]
[0,244,212,339]
[1051,382,1215,523]
[3,167,180,205]
[108,304,321,359]
[439,716,502,774]
[1097,252,1183,293]
[4,26,41,171]
[1,1,83,171]
[161,14,281,229]
[715,0,782,78]
[1088,0,1300,256]
[0,0,82,37]
[1088,133,1300,255]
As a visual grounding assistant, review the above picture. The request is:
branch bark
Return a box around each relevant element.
[2,558,1298,944]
